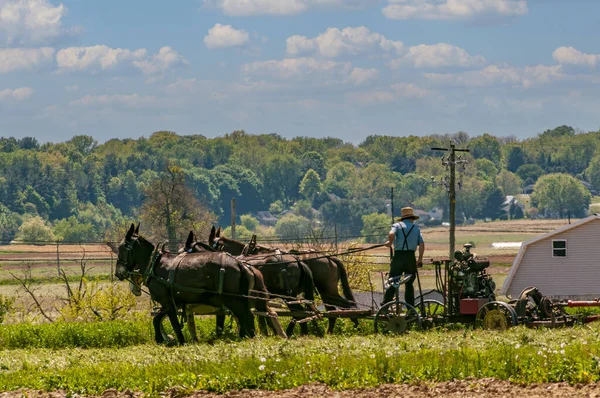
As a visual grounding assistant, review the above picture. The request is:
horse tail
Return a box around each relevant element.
[331,257,357,307]
[299,260,315,302]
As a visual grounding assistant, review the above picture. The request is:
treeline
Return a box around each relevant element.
[0,125,598,243]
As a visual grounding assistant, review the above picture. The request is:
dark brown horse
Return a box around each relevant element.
[207,226,360,333]
[114,224,285,344]
[188,230,316,336]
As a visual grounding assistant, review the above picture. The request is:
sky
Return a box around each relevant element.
[1,0,600,144]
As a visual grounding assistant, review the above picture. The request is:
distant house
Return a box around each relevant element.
[523,184,535,195]
[255,211,278,226]
[501,196,524,216]
[501,214,600,299]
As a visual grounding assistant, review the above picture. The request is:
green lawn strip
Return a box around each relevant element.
[0,273,115,286]
[1,325,600,394]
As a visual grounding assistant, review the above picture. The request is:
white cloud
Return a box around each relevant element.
[56,45,147,72]
[391,82,438,99]
[69,94,160,109]
[0,87,34,100]
[0,0,81,45]
[0,47,54,73]
[64,84,78,91]
[56,45,186,77]
[204,0,375,16]
[204,23,250,49]
[242,57,352,81]
[348,67,379,85]
[347,82,439,105]
[552,46,600,68]
[383,0,528,21]
[286,26,403,58]
[424,64,564,88]
[389,43,485,68]
[132,46,187,76]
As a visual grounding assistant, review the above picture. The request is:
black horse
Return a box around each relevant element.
[208,226,360,334]
[185,229,317,336]
[114,224,285,344]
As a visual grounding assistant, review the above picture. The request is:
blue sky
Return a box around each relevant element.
[1,0,600,144]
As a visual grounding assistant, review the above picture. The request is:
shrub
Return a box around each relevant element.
[14,215,55,244]
[0,294,14,324]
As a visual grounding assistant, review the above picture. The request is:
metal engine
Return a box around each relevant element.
[449,244,496,303]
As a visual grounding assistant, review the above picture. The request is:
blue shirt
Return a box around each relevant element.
[390,220,424,252]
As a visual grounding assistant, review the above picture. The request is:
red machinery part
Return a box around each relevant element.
[460,298,489,315]
[565,300,600,307]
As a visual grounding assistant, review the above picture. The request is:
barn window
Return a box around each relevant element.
[552,240,567,257]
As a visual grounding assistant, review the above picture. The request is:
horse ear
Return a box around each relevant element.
[126,223,135,240]
[209,226,216,245]
[134,223,140,235]
[186,231,194,249]
[216,227,221,237]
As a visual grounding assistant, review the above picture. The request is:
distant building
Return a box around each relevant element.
[254,211,278,226]
[501,214,600,299]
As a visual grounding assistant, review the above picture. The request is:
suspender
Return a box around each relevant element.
[396,222,416,251]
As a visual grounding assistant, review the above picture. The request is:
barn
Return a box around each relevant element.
[501,214,600,300]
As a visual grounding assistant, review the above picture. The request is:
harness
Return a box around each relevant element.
[396,222,416,252]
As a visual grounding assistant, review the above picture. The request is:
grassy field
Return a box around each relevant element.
[1,319,600,394]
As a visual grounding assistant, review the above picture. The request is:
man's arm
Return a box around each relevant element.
[384,231,395,248]
[417,241,425,267]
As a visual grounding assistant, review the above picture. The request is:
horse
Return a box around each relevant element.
[207,226,360,334]
[114,223,286,344]
[185,230,317,337]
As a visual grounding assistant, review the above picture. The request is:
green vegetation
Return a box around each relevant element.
[2,322,600,394]
[0,126,598,244]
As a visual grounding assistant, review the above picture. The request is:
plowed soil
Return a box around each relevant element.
[4,380,600,398]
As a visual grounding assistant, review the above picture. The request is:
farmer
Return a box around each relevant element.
[382,207,425,307]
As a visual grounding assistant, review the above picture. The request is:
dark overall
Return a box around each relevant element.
[383,224,418,306]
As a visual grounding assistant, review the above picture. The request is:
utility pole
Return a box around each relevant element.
[390,187,395,260]
[431,143,469,260]
[231,198,236,240]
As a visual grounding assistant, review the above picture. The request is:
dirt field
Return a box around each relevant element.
[4,380,600,398]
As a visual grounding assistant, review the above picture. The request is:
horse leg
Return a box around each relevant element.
[324,304,337,334]
[187,310,198,343]
[152,307,169,344]
[228,299,255,339]
[166,306,186,345]
[285,302,309,336]
[216,313,226,337]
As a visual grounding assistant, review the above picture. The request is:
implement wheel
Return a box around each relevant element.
[476,301,518,331]
[374,301,421,335]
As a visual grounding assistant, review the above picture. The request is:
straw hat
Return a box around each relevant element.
[397,207,419,221]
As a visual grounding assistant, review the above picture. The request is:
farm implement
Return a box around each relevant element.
[374,243,600,334]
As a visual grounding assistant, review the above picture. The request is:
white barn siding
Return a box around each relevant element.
[506,218,600,299]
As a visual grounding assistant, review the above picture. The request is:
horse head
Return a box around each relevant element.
[114,223,155,282]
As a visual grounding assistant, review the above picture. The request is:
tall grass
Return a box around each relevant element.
[2,322,600,394]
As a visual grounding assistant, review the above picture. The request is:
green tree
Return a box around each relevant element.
[506,146,526,172]
[240,214,259,232]
[532,173,591,218]
[53,216,98,242]
[222,225,253,241]
[139,165,217,250]
[299,169,322,201]
[496,170,523,196]
[300,151,326,179]
[470,133,502,166]
[263,154,302,206]
[516,164,544,184]
[15,215,55,243]
[269,200,284,214]
[274,213,311,239]
[323,161,356,198]
[361,213,390,243]
[483,186,505,220]
[475,159,499,182]
[0,204,22,242]
[585,156,600,192]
